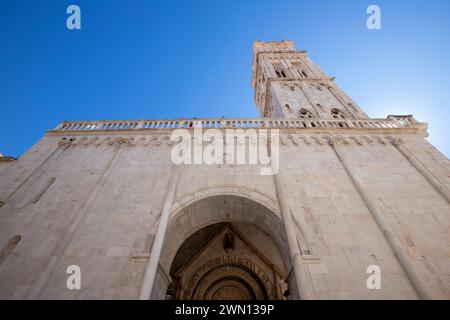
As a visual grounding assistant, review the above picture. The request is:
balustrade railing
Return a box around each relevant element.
[53,116,420,132]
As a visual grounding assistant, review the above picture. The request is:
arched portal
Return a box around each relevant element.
[151,194,297,300]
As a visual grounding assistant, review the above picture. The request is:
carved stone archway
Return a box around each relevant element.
[168,223,287,300]
[151,194,296,300]
[189,261,268,300]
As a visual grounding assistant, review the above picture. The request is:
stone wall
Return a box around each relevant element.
[0,130,449,299]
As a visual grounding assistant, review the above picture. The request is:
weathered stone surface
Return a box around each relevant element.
[0,41,449,300]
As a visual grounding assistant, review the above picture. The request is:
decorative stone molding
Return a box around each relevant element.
[57,135,176,148]
[390,137,406,147]
[58,137,75,149]
[281,134,399,146]
[183,255,275,300]
[131,252,151,262]
[327,136,347,146]
[107,136,137,147]
[191,265,266,300]
[280,135,311,146]
[56,134,409,150]
[347,136,363,145]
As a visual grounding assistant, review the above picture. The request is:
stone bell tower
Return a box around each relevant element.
[251,40,368,119]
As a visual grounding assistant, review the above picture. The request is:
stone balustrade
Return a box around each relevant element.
[51,115,424,132]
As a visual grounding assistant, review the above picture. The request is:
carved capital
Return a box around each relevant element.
[108,137,136,147]
[391,138,405,147]
[328,137,340,147]
[58,138,75,149]
[9,235,21,245]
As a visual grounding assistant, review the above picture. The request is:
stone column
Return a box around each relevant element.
[273,171,317,300]
[139,165,180,300]
[390,138,450,203]
[329,138,447,299]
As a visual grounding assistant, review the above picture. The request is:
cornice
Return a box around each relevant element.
[47,132,418,149]
[46,126,423,137]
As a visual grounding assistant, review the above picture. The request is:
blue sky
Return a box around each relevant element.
[1,0,449,158]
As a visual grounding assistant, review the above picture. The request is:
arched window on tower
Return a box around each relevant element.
[298,108,315,119]
[331,108,347,119]
[272,63,287,78]
[291,61,309,78]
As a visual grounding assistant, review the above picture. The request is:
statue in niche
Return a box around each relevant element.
[223,233,235,252]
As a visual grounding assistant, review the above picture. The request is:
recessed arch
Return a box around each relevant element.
[298,108,315,119]
[170,186,281,220]
[331,108,347,119]
[152,192,295,300]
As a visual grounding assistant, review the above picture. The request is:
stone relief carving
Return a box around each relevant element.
[191,266,266,300]
[280,134,402,146]
[58,137,76,149]
[56,134,406,150]
[182,255,275,300]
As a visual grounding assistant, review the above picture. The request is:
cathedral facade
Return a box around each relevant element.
[0,41,449,300]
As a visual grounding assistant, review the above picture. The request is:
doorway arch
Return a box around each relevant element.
[152,193,297,300]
